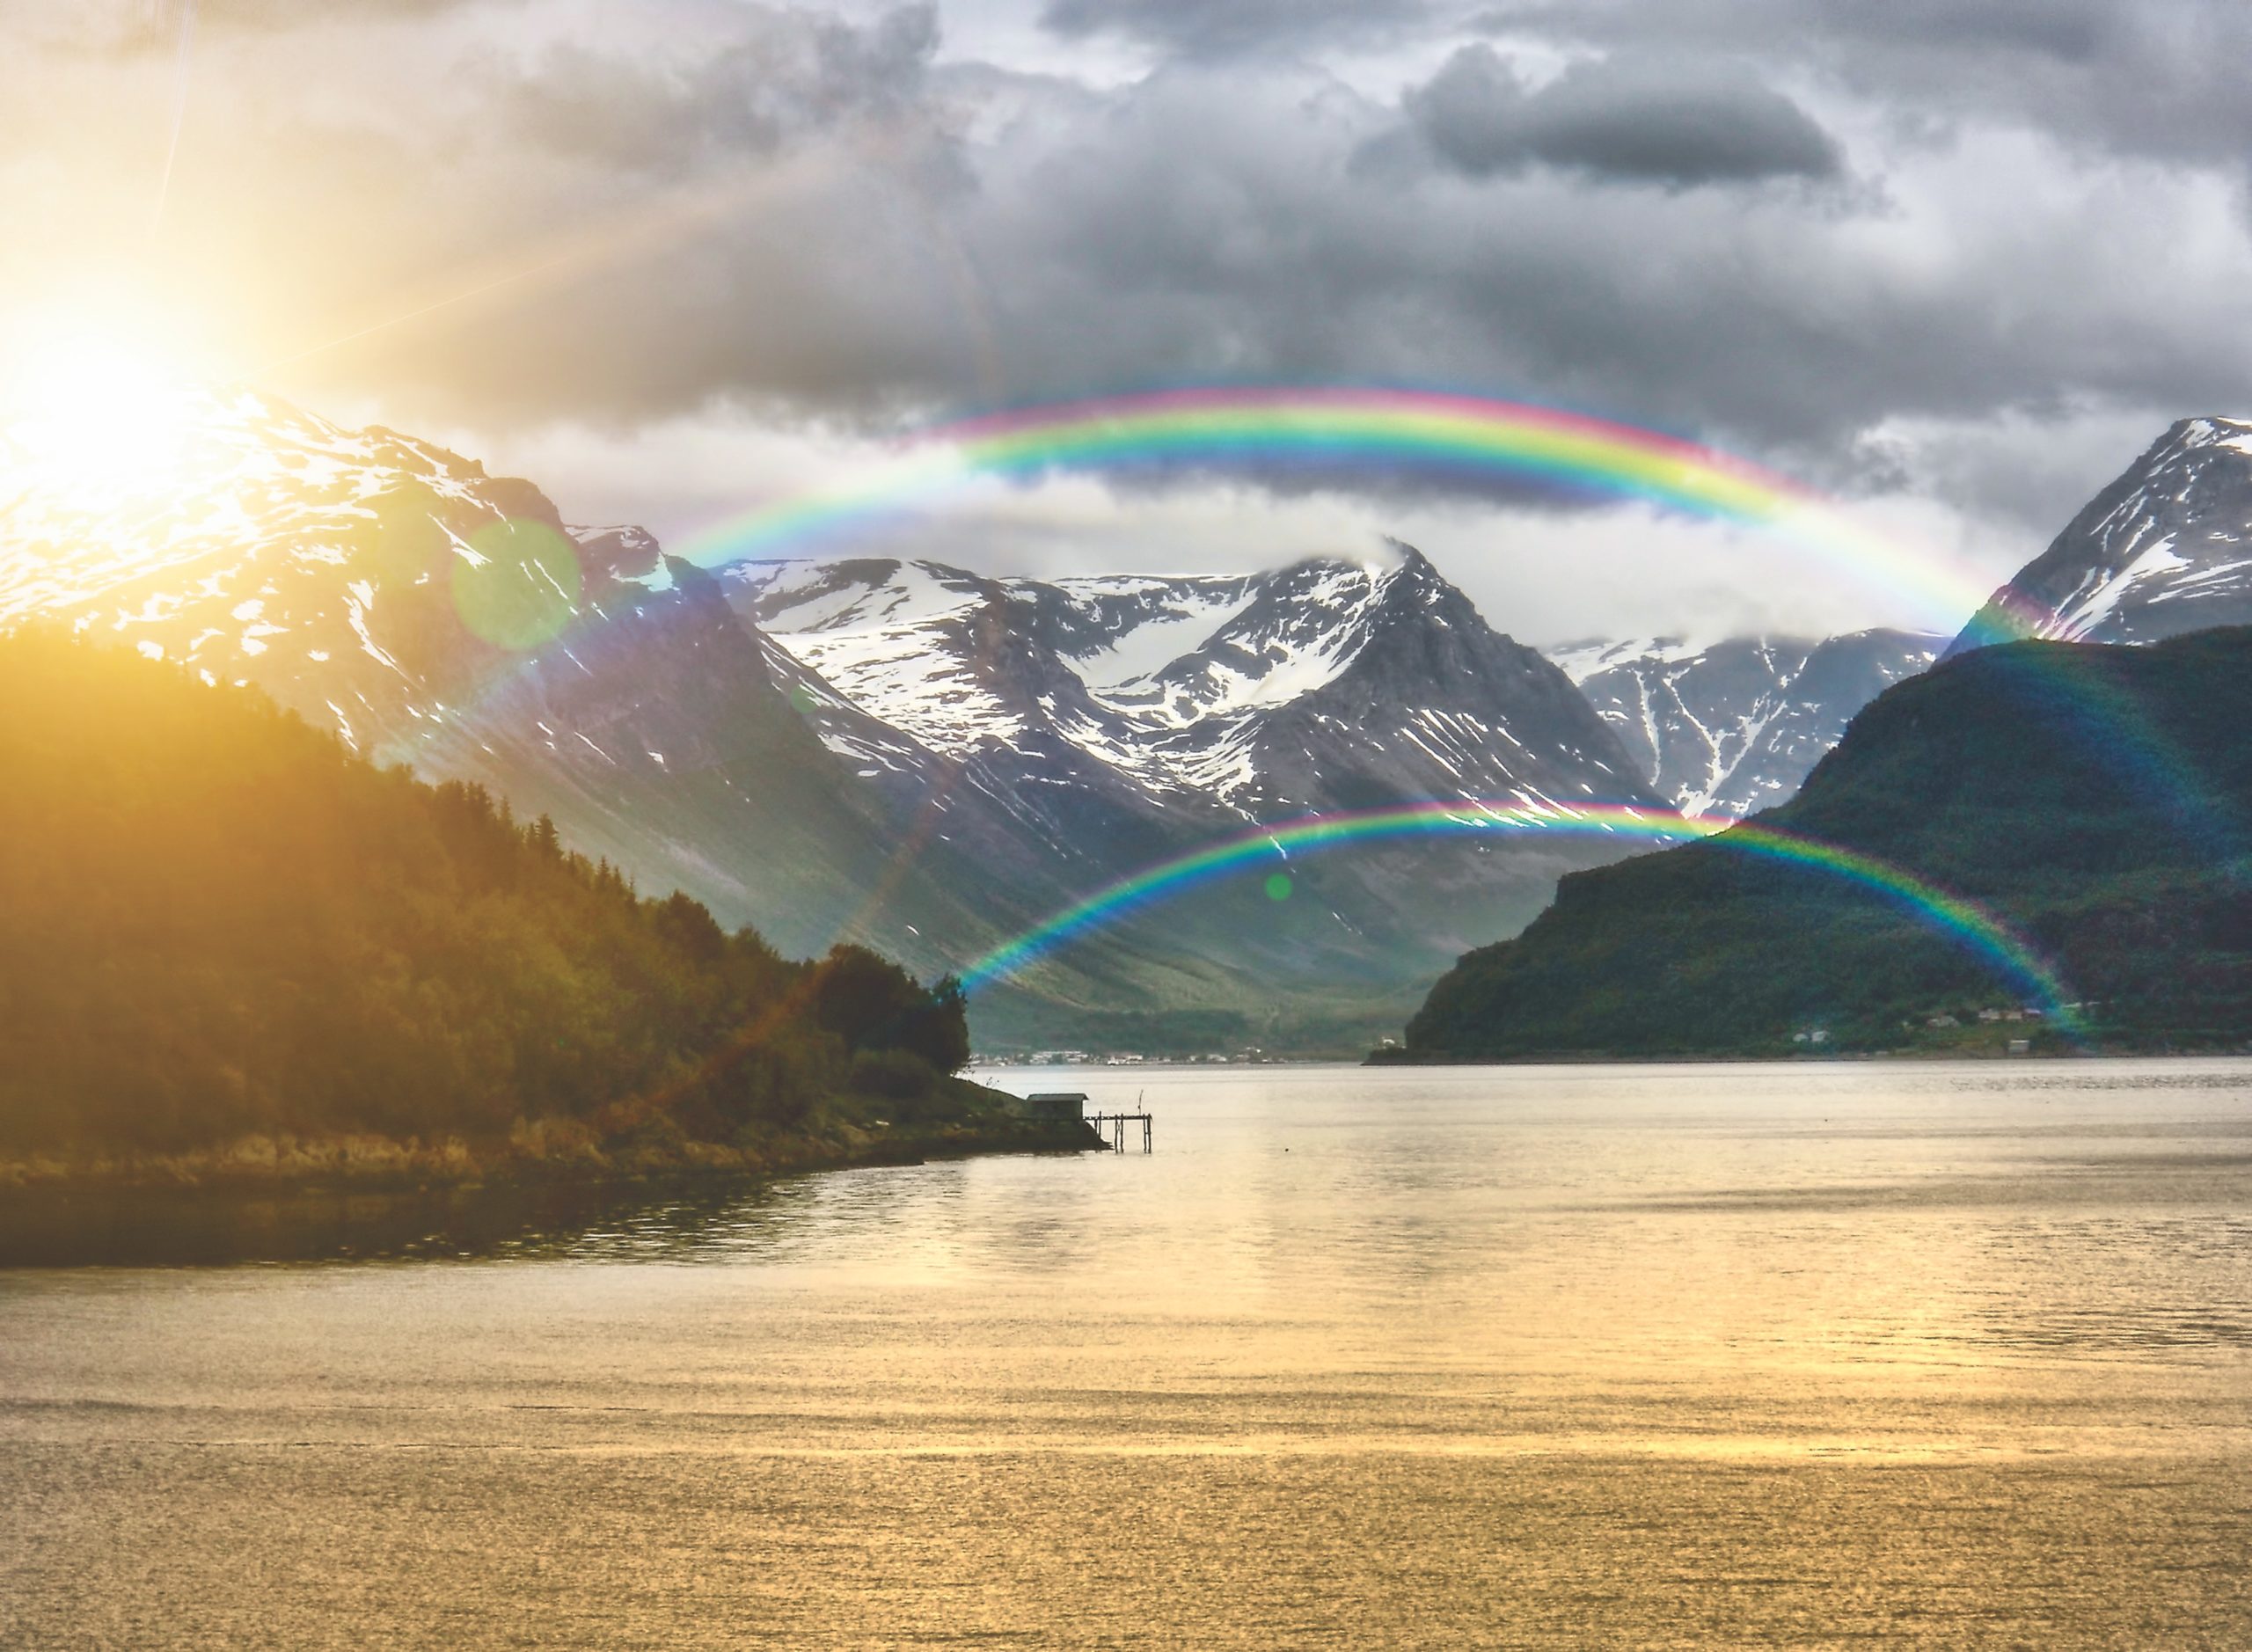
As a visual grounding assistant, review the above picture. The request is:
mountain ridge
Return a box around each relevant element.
[1950,415,2252,657]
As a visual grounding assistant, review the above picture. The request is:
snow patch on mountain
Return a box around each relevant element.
[1566,630,1942,817]
[716,542,1631,817]
[1545,636,1706,684]
[1058,579,1261,688]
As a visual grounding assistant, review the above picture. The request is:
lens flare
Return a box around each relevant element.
[1,320,201,508]
[451,519,583,652]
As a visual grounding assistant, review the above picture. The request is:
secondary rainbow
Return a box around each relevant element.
[955,800,2080,1027]
[677,386,2053,645]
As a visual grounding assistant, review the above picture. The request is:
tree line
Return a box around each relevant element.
[0,630,969,1155]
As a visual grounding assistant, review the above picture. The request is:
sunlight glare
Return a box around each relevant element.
[2,316,203,508]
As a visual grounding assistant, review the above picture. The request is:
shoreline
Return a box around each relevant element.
[0,1083,1108,1265]
[0,1112,1105,1197]
[1363,1041,2252,1065]
[0,1071,1104,1195]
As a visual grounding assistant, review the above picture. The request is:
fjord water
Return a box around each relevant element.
[4,1063,2249,1647]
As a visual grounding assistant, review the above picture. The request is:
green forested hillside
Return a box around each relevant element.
[1397,629,2252,1060]
[0,632,997,1163]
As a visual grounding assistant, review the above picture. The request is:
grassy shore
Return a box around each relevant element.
[0,1078,1102,1195]
[0,1078,1108,1265]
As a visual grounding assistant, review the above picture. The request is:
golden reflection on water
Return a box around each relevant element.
[3,1061,2250,1647]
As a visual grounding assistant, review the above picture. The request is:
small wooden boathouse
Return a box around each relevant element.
[1019,1091,1153,1152]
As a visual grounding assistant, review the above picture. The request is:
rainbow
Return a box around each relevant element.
[678,386,2052,644]
[956,800,2080,1027]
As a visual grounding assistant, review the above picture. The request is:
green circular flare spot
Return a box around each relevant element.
[1264,873,1293,903]
[452,518,582,652]
[362,483,449,587]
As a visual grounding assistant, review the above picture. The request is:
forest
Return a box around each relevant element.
[0,630,984,1162]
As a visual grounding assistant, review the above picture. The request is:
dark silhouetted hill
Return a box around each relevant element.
[1394,629,2252,1060]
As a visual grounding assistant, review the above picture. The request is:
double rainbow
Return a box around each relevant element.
[680,386,2051,644]
[665,386,2082,1019]
[957,800,2079,1028]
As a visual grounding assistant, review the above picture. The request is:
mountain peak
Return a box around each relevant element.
[1380,536,1437,574]
[1949,414,2252,656]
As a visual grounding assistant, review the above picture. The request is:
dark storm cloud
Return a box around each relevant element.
[1039,0,1431,58]
[1402,45,1840,186]
[1477,0,2252,171]
[1478,0,2120,60]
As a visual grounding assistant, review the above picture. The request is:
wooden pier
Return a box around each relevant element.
[1087,1110,1153,1153]
[1017,1092,1154,1153]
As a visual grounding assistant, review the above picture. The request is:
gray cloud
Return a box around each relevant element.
[1403,45,1840,186]
[11,0,2252,559]
[251,44,2252,531]
[1476,1,2252,174]
[1039,0,1431,58]
[495,5,941,174]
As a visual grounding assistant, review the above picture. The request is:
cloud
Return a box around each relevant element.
[1038,0,1432,59]
[153,39,2252,528]
[492,4,941,174]
[1402,45,1840,186]
[5,0,482,53]
[1475,0,2252,173]
[931,69,2252,457]
[11,0,2252,582]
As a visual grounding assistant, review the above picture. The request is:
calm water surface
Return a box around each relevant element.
[4,1061,2250,1647]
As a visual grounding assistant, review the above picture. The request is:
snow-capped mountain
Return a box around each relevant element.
[729,543,1652,820]
[1951,416,2252,655]
[720,543,1672,1000]
[0,384,1092,984]
[1553,631,1943,817]
[0,382,1676,1042]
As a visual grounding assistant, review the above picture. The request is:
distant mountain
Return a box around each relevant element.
[0,387,1670,1048]
[733,543,1650,818]
[1393,628,2252,1061]
[1951,416,2252,655]
[728,545,1671,1025]
[1548,630,1942,817]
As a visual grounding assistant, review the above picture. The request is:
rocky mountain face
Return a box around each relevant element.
[1548,631,1943,817]
[1950,416,2252,656]
[0,384,1672,1045]
[731,544,1651,820]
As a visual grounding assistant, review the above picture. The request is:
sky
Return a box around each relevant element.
[3,0,2247,646]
